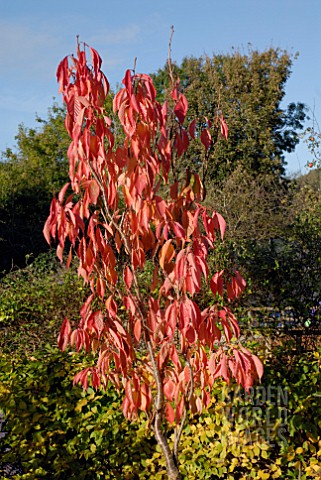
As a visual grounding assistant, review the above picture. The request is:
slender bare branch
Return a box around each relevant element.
[167,25,175,87]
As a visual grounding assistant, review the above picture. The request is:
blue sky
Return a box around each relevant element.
[1,0,320,175]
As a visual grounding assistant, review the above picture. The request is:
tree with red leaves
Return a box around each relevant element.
[44,40,263,479]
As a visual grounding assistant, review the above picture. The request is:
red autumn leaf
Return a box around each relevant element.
[158,344,170,370]
[210,270,224,297]
[208,352,217,375]
[213,211,226,240]
[172,221,185,239]
[90,47,102,75]
[220,114,228,140]
[139,383,151,412]
[56,56,69,93]
[105,295,117,318]
[164,380,175,401]
[73,368,90,390]
[251,354,264,380]
[123,296,136,316]
[96,277,106,299]
[58,182,70,204]
[109,328,122,350]
[216,353,230,383]
[185,325,196,344]
[165,402,175,423]
[165,302,178,336]
[133,319,142,342]
[58,318,71,351]
[124,266,133,289]
[176,396,185,422]
[43,215,53,245]
[56,243,64,263]
[174,94,188,124]
[227,270,246,301]
[218,309,233,342]
[224,308,240,338]
[123,69,133,96]
[175,128,189,156]
[195,396,203,414]
[234,270,246,294]
[88,180,100,205]
[91,369,101,390]
[200,128,212,150]
[184,364,191,383]
[189,119,197,139]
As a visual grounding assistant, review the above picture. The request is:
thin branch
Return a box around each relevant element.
[132,57,137,75]
[167,25,175,87]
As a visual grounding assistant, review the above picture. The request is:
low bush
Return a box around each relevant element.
[0,252,89,355]
[1,343,320,479]
[0,346,155,479]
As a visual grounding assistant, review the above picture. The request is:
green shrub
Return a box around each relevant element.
[138,345,321,479]
[0,252,89,355]
[1,343,320,479]
[0,346,156,479]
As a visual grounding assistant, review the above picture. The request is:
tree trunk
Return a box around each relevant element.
[147,340,181,479]
[154,412,181,480]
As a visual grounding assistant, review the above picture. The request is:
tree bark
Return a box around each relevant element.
[147,340,181,480]
[154,414,180,480]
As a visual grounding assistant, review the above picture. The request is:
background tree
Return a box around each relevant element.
[301,106,321,169]
[151,48,306,184]
[0,104,70,272]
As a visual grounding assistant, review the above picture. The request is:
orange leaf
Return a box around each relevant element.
[165,402,175,423]
[164,380,175,401]
[159,240,175,271]
[88,180,100,205]
[133,319,142,343]
[124,266,133,289]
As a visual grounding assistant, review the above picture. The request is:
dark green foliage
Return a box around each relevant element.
[0,251,90,355]
[0,104,70,273]
[236,181,321,331]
